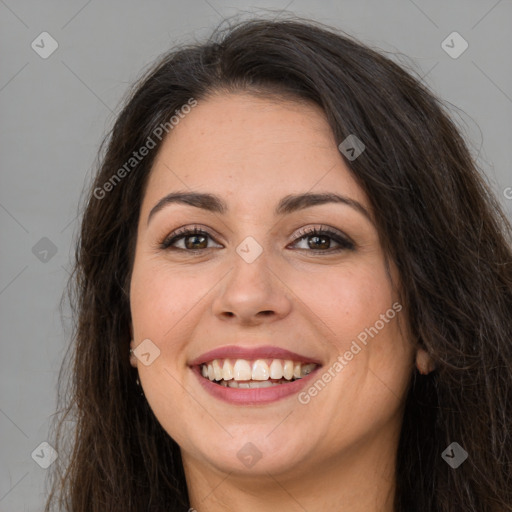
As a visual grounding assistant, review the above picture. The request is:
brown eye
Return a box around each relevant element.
[291,227,355,252]
[159,225,354,254]
[160,227,222,251]
[182,233,208,250]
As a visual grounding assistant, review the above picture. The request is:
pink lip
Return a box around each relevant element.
[191,364,322,405]
[189,345,323,366]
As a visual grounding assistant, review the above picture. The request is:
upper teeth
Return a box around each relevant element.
[200,359,318,381]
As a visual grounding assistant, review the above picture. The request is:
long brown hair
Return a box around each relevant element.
[46,16,512,512]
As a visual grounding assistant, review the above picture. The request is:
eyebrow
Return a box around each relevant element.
[147,191,372,225]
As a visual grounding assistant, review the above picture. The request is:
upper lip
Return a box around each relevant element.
[189,345,323,366]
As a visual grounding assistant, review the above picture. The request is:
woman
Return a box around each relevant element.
[46,16,512,512]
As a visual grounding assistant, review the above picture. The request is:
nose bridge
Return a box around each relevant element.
[211,235,292,324]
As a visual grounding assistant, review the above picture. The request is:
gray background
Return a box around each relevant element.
[1,0,511,510]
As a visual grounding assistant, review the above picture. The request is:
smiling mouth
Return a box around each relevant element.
[199,358,319,388]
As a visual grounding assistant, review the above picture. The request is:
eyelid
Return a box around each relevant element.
[291,224,353,243]
[159,223,355,252]
[159,224,221,250]
[161,224,221,242]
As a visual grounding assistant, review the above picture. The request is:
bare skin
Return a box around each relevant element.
[129,92,434,511]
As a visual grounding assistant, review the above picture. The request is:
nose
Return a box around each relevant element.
[211,250,293,326]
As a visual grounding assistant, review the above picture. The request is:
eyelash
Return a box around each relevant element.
[158,225,355,254]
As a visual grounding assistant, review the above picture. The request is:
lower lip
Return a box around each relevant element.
[191,365,322,405]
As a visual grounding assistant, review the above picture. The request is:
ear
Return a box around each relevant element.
[415,347,436,375]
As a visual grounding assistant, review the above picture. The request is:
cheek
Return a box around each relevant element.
[130,259,210,339]
[291,262,394,343]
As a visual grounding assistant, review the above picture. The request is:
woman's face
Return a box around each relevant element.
[129,92,416,479]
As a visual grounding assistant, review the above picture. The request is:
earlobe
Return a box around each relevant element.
[415,347,436,375]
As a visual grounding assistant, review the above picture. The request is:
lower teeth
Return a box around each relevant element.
[213,378,296,388]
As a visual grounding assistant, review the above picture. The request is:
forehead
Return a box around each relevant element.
[142,92,368,213]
